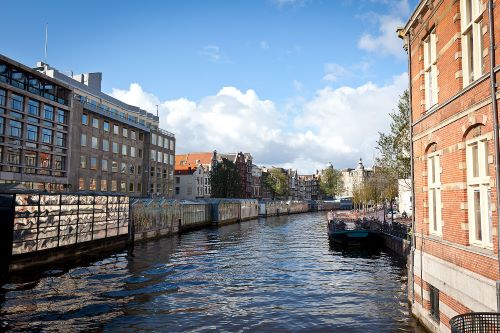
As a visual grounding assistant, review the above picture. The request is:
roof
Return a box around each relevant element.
[175,152,214,167]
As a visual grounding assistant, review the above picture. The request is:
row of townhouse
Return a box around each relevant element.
[401,0,499,331]
[0,54,175,197]
[173,151,323,200]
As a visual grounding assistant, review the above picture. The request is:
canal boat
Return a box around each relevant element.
[327,211,381,246]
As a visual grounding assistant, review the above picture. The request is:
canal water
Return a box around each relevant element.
[0,212,425,332]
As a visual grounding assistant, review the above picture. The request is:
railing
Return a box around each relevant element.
[450,313,500,333]
[378,220,411,240]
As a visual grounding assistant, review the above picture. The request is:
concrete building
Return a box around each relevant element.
[0,55,72,191]
[0,54,175,197]
[340,159,374,198]
[298,174,320,200]
[251,164,262,199]
[37,61,175,197]
[401,0,499,331]
[214,152,253,198]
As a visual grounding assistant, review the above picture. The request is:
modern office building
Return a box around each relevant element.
[0,54,175,197]
[401,0,499,331]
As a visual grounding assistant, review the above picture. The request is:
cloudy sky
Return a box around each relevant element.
[1,0,415,173]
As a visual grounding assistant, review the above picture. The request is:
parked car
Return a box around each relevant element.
[386,210,401,219]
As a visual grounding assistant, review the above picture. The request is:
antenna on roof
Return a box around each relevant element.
[44,23,48,62]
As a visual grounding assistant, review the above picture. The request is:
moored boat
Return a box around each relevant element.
[327,211,381,247]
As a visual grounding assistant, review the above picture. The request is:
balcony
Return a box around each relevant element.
[450,313,500,333]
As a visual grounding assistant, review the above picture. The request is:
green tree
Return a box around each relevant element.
[262,168,289,199]
[319,167,344,198]
[210,158,243,198]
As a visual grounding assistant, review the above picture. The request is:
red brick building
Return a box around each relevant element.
[401,0,499,331]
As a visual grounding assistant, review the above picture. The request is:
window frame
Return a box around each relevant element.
[423,30,438,110]
[427,151,442,236]
[460,0,484,86]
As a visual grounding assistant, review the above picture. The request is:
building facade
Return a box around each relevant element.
[340,159,374,198]
[174,153,211,199]
[0,54,175,197]
[402,0,499,331]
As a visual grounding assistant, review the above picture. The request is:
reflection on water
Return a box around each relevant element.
[0,212,425,332]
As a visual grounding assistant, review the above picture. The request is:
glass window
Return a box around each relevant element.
[54,155,65,171]
[102,139,109,151]
[39,152,51,169]
[122,127,128,138]
[43,105,54,121]
[89,179,97,191]
[113,124,119,135]
[41,128,52,144]
[28,99,40,116]
[151,149,156,161]
[100,179,107,191]
[158,136,163,147]
[152,133,157,145]
[9,120,22,137]
[139,132,144,141]
[129,182,134,192]
[131,130,136,140]
[138,182,143,193]
[138,149,143,158]
[25,151,37,173]
[81,133,87,146]
[121,182,126,192]
[112,142,118,153]
[130,146,136,157]
[163,152,168,164]
[82,113,88,125]
[111,180,117,191]
[103,121,109,132]
[0,89,6,106]
[92,136,98,149]
[27,124,38,141]
[112,161,118,172]
[79,178,85,190]
[461,0,485,86]
[102,159,108,171]
[0,64,9,83]
[129,164,135,174]
[57,109,66,124]
[0,117,3,135]
[121,162,127,174]
[90,157,97,170]
[92,118,99,128]
[122,144,127,156]
[164,138,169,149]
[10,111,22,119]
[157,151,162,162]
[55,132,66,147]
[11,94,23,111]
[11,69,26,89]
[80,155,86,168]
[28,76,41,95]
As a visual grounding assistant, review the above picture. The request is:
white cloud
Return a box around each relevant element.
[109,74,408,173]
[323,63,349,82]
[200,45,227,62]
[357,0,409,58]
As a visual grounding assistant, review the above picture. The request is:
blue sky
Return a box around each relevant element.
[1,0,417,173]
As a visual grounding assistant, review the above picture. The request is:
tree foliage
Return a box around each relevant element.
[374,90,411,202]
[210,158,243,198]
[262,169,289,199]
[319,167,344,198]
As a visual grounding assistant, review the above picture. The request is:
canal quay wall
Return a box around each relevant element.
[0,191,339,275]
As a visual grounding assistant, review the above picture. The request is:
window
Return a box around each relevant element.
[138,183,142,193]
[39,152,51,169]
[111,180,117,191]
[92,136,98,149]
[466,135,492,247]
[102,159,108,171]
[55,132,65,147]
[131,130,136,140]
[139,132,144,141]
[0,117,3,135]
[163,152,168,164]
[151,149,156,161]
[79,178,85,190]
[11,94,23,111]
[122,144,127,156]
[129,182,134,192]
[176,177,180,184]
[137,165,142,175]
[152,133,157,145]
[461,0,484,85]
[8,119,22,138]
[121,162,127,174]
[28,99,40,116]
[90,157,97,170]
[57,109,66,124]
[122,127,128,138]
[27,124,38,141]
[175,187,180,195]
[25,151,36,173]
[100,179,108,191]
[427,152,442,236]
[130,146,136,157]
[138,149,143,158]
[129,164,135,174]
[41,128,52,144]
[120,182,126,192]
[82,113,88,125]
[89,179,97,191]
[112,142,118,154]
[112,161,118,173]
[43,105,54,121]
[164,138,169,149]
[54,155,65,171]
[81,133,87,146]
[429,285,440,321]
[423,31,438,110]
[158,136,163,147]
[157,151,162,163]
[0,89,5,106]
[103,139,109,152]
[113,124,119,135]
[80,155,87,168]
[92,118,99,129]
[170,140,174,151]
[103,121,109,132]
